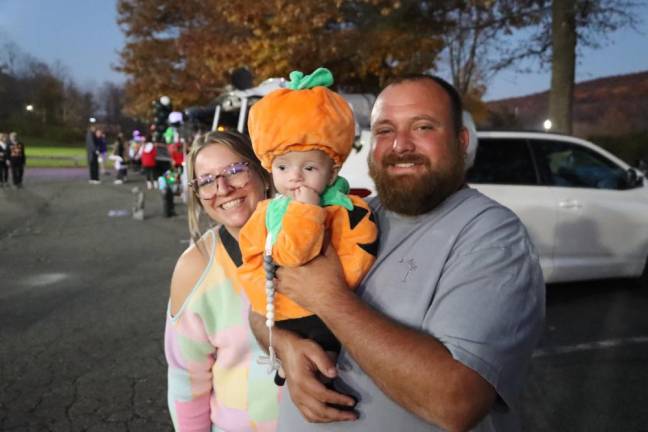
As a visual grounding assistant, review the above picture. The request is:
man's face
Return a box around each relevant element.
[368,80,468,215]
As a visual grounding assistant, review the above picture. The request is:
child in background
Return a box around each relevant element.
[110,132,128,184]
[140,141,158,190]
[238,68,378,385]
[129,130,143,173]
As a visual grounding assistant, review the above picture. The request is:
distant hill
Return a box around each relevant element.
[485,71,648,137]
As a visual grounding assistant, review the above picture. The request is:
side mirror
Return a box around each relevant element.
[626,168,643,188]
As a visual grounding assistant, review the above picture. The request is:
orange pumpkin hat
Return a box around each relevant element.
[247,68,355,171]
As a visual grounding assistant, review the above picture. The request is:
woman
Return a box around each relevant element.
[165,131,279,431]
[8,132,26,188]
[0,132,9,187]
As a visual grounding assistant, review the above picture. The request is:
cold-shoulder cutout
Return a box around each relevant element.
[168,230,215,317]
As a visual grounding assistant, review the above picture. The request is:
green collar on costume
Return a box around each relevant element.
[286,68,333,90]
[265,176,353,246]
[320,176,352,209]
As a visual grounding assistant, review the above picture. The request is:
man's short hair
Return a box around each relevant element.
[386,75,463,134]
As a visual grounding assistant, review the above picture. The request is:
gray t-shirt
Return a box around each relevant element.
[278,187,545,431]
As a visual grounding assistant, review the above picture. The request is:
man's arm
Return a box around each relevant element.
[248,311,358,422]
[275,245,496,432]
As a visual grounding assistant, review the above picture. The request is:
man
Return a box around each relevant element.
[86,125,100,184]
[253,75,545,431]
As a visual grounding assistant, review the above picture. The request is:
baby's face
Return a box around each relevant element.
[271,150,336,196]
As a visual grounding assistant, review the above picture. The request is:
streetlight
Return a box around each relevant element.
[543,119,552,132]
[25,104,34,112]
[89,117,97,124]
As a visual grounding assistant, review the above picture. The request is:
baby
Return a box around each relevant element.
[238,68,378,385]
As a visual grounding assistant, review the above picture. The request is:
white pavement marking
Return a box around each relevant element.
[533,336,648,358]
[23,272,68,287]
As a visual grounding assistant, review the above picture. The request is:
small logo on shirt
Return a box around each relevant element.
[398,258,417,282]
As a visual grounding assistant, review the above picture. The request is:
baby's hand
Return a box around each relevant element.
[293,186,320,205]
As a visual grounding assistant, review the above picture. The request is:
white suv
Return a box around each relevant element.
[340,129,648,285]
[467,131,648,285]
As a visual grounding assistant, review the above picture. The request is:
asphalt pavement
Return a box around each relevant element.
[2,168,647,431]
[1,168,185,431]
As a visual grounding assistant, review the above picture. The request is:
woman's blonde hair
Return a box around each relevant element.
[186,130,272,249]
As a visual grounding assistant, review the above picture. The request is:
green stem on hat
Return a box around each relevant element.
[287,68,333,90]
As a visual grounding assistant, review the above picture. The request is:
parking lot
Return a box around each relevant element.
[1,169,647,431]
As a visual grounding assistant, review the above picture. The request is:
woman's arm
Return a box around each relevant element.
[165,245,216,431]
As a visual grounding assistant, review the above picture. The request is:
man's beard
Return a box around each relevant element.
[369,150,465,216]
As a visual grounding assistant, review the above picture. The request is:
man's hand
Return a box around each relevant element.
[249,311,357,422]
[278,337,358,423]
[275,243,348,313]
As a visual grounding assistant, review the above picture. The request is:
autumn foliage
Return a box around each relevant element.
[116,0,450,117]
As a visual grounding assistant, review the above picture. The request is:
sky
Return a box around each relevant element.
[0,0,647,101]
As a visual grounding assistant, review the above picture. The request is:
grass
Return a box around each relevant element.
[19,135,88,168]
[24,135,84,148]
[27,146,87,168]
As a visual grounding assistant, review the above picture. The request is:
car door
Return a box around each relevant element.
[531,138,648,282]
[467,136,558,281]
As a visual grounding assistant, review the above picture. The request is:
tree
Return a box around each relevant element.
[97,82,125,125]
[542,0,642,133]
[440,0,548,122]
[0,36,101,141]
[116,0,453,117]
[549,0,576,134]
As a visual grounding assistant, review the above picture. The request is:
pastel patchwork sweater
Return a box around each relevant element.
[165,227,280,431]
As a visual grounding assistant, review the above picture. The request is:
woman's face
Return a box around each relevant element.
[194,144,266,238]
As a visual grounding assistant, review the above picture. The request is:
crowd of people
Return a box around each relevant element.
[0,131,26,189]
[84,125,187,189]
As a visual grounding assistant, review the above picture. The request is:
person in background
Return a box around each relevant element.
[140,140,158,190]
[8,132,26,188]
[253,75,545,432]
[111,132,128,184]
[169,139,185,175]
[86,125,100,184]
[0,133,9,187]
[165,130,279,431]
[129,130,143,173]
[96,129,108,175]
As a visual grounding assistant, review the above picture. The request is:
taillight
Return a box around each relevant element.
[350,188,372,198]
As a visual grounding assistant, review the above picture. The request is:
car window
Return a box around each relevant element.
[467,138,538,185]
[531,140,629,190]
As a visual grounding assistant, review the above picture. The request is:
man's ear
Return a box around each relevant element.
[329,166,341,185]
[457,127,469,155]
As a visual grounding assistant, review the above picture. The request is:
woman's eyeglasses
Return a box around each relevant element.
[190,162,250,199]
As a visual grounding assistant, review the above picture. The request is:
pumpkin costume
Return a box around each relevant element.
[238,68,378,352]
